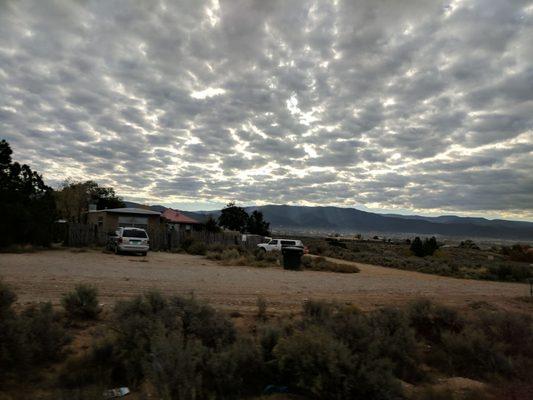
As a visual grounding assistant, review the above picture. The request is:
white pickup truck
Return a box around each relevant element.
[257,238,305,252]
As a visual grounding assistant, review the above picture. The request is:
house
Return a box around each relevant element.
[161,208,203,232]
[86,207,161,233]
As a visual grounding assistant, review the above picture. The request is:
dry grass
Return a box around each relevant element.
[301,255,360,273]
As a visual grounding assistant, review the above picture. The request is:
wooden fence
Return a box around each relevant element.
[63,223,265,251]
[64,223,107,247]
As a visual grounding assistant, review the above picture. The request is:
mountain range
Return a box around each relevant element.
[123,202,533,241]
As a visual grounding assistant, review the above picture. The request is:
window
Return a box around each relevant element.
[269,240,278,245]
[123,229,147,238]
[281,240,296,246]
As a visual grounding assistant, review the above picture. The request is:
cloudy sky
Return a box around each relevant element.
[1,0,532,220]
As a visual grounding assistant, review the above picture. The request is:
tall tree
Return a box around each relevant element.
[218,202,249,233]
[0,140,56,246]
[205,215,221,233]
[410,237,424,257]
[422,236,439,256]
[55,180,125,222]
[246,210,270,236]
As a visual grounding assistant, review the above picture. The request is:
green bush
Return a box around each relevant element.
[256,296,268,321]
[303,300,337,323]
[59,340,117,389]
[144,332,206,400]
[274,327,401,399]
[172,296,236,348]
[407,299,464,343]
[205,251,221,260]
[220,248,240,261]
[487,263,532,282]
[205,338,265,399]
[179,237,195,251]
[207,243,225,253]
[20,302,70,363]
[0,280,17,319]
[61,292,246,396]
[258,324,281,362]
[61,284,101,320]
[368,308,422,381]
[187,241,207,255]
[313,302,422,382]
[1,285,69,380]
[441,327,513,379]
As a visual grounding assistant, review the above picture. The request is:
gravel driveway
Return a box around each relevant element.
[0,249,531,313]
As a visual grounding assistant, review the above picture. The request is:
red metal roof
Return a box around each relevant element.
[161,209,202,224]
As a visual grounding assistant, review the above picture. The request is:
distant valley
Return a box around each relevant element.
[124,202,533,241]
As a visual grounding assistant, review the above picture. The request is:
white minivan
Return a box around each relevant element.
[110,227,150,256]
[257,238,305,252]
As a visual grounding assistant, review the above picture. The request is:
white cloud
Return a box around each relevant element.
[0,0,532,219]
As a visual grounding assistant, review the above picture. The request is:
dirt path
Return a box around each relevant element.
[0,249,531,313]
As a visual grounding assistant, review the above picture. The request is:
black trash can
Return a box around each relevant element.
[282,246,304,270]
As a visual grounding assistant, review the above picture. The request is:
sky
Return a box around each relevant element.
[1,0,532,220]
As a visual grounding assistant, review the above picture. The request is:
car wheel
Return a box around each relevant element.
[261,248,267,253]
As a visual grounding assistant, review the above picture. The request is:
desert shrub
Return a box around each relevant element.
[315,304,422,382]
[302,300,337,323]
[180,237,195,251]
[172,296,236,348]
[115,292,236,349]
[487,263,532,282]
[407,299,464,343]
[207,243,225,253]
[274,327,401,399]
[254,247,266,260]
[258,324,281,362]
[61,284,101,320]
[109,292,236,385]
[59,340,118,389]
[0,280,17,319]
[1,294,69,379]
[0,284,24,375]
[144,332,206,400]
[256,296,268,321]
[205,338,265,399]
[187,241,207,255]
[220,248,240,261]
[205,251,221,260]
[301,256,360,273]
[325,238,347,248]
[441,327,513,379]
[502,244,533,263]
[476,311,533,358]
[20,302,70,363]
[263,250,280,263]
[274,327,352,398]
[61,292,245,396]
[367,308,422,381]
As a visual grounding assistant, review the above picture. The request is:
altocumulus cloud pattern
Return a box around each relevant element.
[0,0,532,219]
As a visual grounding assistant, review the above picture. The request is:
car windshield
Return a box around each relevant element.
[123,229,147,238]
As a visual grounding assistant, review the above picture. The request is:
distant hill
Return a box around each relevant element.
[123,201,533,240]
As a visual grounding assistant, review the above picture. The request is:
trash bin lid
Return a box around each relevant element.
[282,246,304,253]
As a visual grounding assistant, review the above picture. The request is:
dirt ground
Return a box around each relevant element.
[1,249,532,314]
